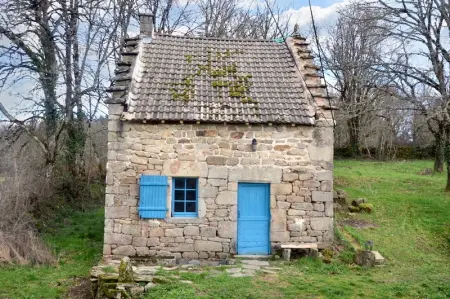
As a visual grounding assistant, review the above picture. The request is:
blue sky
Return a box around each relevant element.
[0,0,349,116]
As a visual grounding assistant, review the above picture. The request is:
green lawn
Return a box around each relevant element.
[0,160,449,298]
[0,208,104,298]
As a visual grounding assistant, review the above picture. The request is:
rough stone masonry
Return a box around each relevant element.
[103,106,334,260]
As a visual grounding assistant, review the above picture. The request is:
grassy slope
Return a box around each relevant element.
[145,160,450,299]
[0,209,104,298]
[0,160,449,298]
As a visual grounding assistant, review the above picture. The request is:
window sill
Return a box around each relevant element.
[166,218,206,224]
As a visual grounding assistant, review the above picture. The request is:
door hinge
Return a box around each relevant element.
[238,210,240,219]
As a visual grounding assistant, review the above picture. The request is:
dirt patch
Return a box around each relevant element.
[67,277,92,299]
[339,219,379,229]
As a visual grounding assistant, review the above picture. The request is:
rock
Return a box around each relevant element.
[355,250,376,267]
[165,228,184,237]
[270,231,290,242]
[226,268,241,273]
[144,282,156,291]
[231,272,254,277]
[242,264,260,270]
[113,245,136,256]
[317,171,332,181]
[348,205,360,212]
[209,167,228,179]
[310,218,332,231]
[218,221,236,238]
[180,280,193,284]
[312,191,333,202]
[189,260,201,265]
[242,260,270,266]
[152,276,172,284]
[130,286,145,296]
[216,191,236,205]
[194,240,222,251]
[359,203,374,213]
[118,256,134,282]
[104,233,132,245]
[351,198,367,206]
[264,267,282,271]
[200,227,217,237]
[184,226,200,236]
[261,269,277,275]
[372,250,385,264]
[105,207,130,219]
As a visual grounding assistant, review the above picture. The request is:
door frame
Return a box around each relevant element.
[237,182,271,255]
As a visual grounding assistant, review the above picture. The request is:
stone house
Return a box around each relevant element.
[103,14,335,260]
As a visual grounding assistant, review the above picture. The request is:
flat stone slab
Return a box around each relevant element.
[234,255,270,259]
[261,269,277,275]
[134,266,160,275]
[226,268,241,273]
[242,269,256,275]
[231,272,254,277]
[264,267,282,271]
[180,280,193,284]
[371,251,385,264]
[242,260,270,266]
[135,275,154,282]
[208,270,223,277]
[280,243,317,249]
[242,264,260,270]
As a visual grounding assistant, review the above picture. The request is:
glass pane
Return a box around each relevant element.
[174,190,185,201]
[174,202,185,212]
[186,178,197,189]
[174,178,185,189]
[186,190,196,201]
[186,202,196,212]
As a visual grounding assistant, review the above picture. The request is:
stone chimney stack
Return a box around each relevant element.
[139,13,154,36]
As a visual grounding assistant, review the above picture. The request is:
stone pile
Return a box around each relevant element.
[91,257,286,298]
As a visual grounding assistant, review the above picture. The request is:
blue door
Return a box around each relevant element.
[237,183,270,255]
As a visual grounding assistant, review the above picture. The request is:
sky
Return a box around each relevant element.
[0,0,349,117]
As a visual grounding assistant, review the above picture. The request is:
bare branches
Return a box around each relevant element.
[0,102,48,155]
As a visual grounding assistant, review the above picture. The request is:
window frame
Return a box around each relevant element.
[171,177,199,218]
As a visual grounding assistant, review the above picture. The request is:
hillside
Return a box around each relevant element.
[0,160,449,298]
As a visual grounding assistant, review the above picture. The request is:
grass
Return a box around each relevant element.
[1,160,450,298]
[144,160,450,299]
[0,208,104,298]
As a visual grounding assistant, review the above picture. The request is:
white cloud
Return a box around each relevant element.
[284,0,352,31]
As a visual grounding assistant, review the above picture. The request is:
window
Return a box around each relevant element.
[172,178,198,217]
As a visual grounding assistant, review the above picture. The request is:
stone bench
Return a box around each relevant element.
[280,243,318,261]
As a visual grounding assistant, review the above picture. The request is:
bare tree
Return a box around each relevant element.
[377,0,450,187]
[0,0,134,175]
[322,2,391,156]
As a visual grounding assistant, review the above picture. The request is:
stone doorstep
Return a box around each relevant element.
[234,255,270,260]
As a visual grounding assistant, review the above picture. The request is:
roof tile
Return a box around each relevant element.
[123,34,315,125]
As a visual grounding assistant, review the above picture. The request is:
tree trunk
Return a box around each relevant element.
[434,125,445,173]
[348,117,361,157]
[446,160,450,192]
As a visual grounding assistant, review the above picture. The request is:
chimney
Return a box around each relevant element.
[139,13,154,36]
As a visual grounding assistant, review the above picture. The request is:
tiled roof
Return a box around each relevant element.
[110,34,318,125]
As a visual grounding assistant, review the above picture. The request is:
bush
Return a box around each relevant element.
[0,155,55,264]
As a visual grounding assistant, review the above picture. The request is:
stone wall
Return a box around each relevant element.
[104,104,334,259]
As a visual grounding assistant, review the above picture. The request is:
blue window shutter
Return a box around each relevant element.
[138,175,168,219]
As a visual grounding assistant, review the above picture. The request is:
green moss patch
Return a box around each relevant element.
[169,50,256,104]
